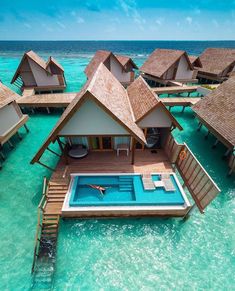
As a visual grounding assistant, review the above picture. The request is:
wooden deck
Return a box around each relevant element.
[161,97,201,107]
[152,85,198,94]
[17,92,77,108]
[44,150,174,216]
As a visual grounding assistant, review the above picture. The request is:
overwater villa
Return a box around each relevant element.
[140,49,198,86]
[85,50,138,87]
[196,48,235,84]
[193,76,235,175]
[188,55,202,69]
[11,50,66,93]
[30,63,219,221]
[0,82,29,165]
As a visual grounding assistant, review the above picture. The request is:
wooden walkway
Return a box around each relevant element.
[161,97,201,107]
[152,85,198,94]
[17,92,77,108]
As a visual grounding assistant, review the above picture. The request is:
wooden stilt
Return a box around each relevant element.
[181,106,185,113]
[169,106,172,112]
[7,140,14,148]
[212,139,219,149]
[24,124,29,133]
[197,122,202,132]
[57,138,64,154]
[222,148,231,160]
[204,130,210,140]
[0,151,5,160]
[46,107,50,114]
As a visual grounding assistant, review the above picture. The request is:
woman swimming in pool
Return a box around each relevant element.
[88,184,108,196]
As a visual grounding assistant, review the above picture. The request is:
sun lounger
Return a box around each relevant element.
[142,173,155,190]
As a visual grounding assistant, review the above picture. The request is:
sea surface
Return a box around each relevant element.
[0,41,234,290]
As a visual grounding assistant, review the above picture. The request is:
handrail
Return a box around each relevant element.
[31,177,49,273]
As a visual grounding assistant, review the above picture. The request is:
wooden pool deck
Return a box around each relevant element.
[44,150,175,217]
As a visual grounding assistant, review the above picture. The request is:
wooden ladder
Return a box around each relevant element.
[31,177,68,274]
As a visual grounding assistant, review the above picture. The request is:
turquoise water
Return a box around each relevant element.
[0,42,234,290]
[70,175,185,206]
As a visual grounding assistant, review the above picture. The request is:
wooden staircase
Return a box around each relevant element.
[31,177,69,289]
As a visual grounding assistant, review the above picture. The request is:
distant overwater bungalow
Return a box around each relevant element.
[193,76,235,175]
[139,49,198,86]
[196,48,235,83]
[85,50,138,87]
[11,50,66,94]
[0,82,29,166]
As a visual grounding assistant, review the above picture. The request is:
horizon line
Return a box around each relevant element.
[1,39,235,42]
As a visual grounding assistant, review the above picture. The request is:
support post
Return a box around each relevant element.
[181,106,185,113]
[7,140,14,148]
[197,122,202,132]
[0,151,5,160]
[131,138,136,165]
[16,131,22,140]
[46,107,50,114]
[212,139,219,149]
[204,130,210,140]
[222,148,231,160]
[24,124,29,133]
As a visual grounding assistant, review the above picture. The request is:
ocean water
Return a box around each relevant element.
[0,41,234,290]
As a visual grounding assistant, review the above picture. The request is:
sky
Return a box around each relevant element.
[0,0,235,40]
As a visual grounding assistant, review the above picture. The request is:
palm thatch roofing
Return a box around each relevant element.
[140,49,193,78]
[0,82,21,108]
[197,48,235,75]
[192,76,235,148]
[11,50,64,83]
[189,55,202,68]
[84,50,138,79]
[31,64,182,164]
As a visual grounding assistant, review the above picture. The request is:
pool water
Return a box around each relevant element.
[70,174,185,206]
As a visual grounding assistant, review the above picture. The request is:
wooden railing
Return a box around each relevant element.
[31,177,48,273]
[164,134,220,213]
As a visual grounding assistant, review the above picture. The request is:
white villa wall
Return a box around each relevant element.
[175,55,193,80]
[137,106,172,128]
[28,59,59,87]
[59,98,129,136]
[110,56,131,83]
[0,104,21,136]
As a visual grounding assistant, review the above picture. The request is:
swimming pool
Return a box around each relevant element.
[68,174,187,207]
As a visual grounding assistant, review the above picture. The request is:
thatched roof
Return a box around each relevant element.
[193,76,235,148]
[197,48,235,75]
[115,54,138,69]
[11,50,64,83]
[127,76,182,129]
[47,57,64,72]
[0,82,21,108]
[189,55,202,68]
[84,50,138,79]
[31,64,146,163]
[140,49,193,78]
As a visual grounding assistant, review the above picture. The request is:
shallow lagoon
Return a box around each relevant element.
[0,42,234,290]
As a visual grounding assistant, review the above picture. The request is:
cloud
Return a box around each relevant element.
[77,17,85,24]
[155,17,164,26]
[185,16,193,25]
[212,19,219,27]
[23,23,31,29]
[57,21,66,29]
[118,0,146,31]
[42,23,54,32]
